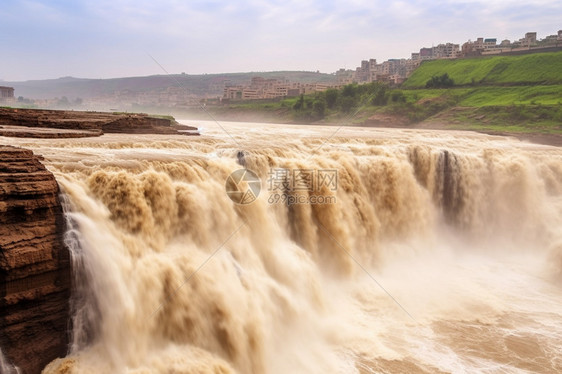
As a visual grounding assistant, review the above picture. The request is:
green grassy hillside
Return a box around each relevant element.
[402,51,562,88]
[399,85,562,106]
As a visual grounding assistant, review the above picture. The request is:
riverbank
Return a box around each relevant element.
[179,104,562,147]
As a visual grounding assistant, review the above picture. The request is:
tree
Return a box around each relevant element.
[293,94,305,110]
[339,96,355,113]
[426,73,454,88]
[390,91,406,103]
[325,89,338,109]
[371,85,389,106]
[342,84,357,97]
[312,100,326,118]
[304,96,314,109]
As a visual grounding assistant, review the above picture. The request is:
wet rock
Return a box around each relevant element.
[0,145,71,373]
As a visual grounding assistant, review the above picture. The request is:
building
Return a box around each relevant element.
[0,86,15,100]
[221,76,337,101]
[483,38,497,49]
[525,32,537,44]
[336,69,354,85]
[242,88,260,100]
[354,60,371,83]
[223,85,243,100]
[519,32,537,46]
[461,38,487,57]
[474,37,484,49]
[419,47,433,60]
[432,43,460,58]
[346,54,421,85]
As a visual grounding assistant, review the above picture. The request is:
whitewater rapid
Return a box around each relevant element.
[4,121,562,373]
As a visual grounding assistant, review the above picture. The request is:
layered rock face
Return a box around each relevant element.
[0,146,70,374]
[0,107,199,138]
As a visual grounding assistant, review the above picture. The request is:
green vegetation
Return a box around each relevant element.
[293,82,394,121]
[446,104,562,134]
[216,85,562,134]
[397,51,562,135]
[219,82,393,123]
[457,85,562,106]
[146,114,176,121]
[396,85,562,107]
[210,51,562,136]
[392,86,562,133]
[425,73,454,88]
[403,51,562,88]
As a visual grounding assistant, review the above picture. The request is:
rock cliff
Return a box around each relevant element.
[0,145,70,374]
[0,107,199,138]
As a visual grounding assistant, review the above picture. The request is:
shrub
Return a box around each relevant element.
[426,73,455,88]
[325,89,338,109]
[390,91,406,103]
[313,100,326,118]
[339,96,356,113]
[293,94,305,110]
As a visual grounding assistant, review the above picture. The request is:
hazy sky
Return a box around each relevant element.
[1,0,561,81]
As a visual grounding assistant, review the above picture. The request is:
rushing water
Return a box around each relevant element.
[0,348,20,374]
[4,121,562,373]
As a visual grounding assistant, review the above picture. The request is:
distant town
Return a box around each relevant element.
[1,29,560,110]
[338,29,562,87]
[224,29,562,101]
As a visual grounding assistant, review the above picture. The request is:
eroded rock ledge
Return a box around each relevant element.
[0,145,70,373]
[0,107,199,138]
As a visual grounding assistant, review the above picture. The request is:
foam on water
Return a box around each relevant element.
[4,122,562,373]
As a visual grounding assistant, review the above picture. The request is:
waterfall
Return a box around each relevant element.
[0,349,20,374]
[8,124,560,374]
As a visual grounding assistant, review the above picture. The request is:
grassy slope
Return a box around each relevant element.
[206,86,562,132]
[400,86,562,106]
[402,51,562,88]
[393,51,562,136]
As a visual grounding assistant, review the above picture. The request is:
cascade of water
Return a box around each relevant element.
[6,126,561,374]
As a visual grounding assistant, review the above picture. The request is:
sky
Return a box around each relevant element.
[0,0,561,81]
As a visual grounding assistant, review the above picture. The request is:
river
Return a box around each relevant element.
[7,121,562,373]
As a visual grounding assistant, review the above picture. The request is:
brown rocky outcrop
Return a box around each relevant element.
[0,125,102,139]
[0,145,70,373]
[0,107,199,138]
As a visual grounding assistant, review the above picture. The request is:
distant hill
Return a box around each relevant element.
[1,71,338,100]
[402,51,562,88]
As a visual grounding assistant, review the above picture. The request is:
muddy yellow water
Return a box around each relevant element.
[4,121,562,373]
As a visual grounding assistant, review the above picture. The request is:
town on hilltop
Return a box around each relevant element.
[339,29,562,86]
[223,29,562,102]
